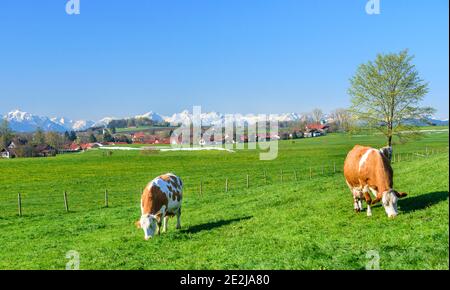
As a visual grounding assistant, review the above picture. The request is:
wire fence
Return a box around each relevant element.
[0,146,448,219]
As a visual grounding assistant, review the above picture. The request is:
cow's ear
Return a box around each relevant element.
[394,191,408,198]
[135,220,141,228]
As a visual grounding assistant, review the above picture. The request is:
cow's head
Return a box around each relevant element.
[136,214,158,240]
[381,190,407,218]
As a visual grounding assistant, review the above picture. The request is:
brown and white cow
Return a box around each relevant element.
[136,173,183,240]
[344,145,407,218]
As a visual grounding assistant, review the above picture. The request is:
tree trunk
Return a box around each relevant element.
[387,121,393,147]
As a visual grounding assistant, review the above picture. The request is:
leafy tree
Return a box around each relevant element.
[45,132,65,152]
[33,128,46,146]
[348,50,434,146]
[103,130,114,142]
[14,143,35,158]
[311,108,323,124]
[0,119,13,149]
[114,134,131,144]
[69,131,77,142]
[88,133,97,143]
[330,108,353,132]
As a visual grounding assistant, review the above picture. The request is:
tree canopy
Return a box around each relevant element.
[348,49,434,146]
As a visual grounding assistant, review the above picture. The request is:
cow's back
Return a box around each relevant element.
[344,145,393,193]
[141,173,183,216]
[344,145,372,187]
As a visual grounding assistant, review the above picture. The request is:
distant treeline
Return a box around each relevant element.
[107,117,170,129]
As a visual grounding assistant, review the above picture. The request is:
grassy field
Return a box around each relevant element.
[0,132,448,269]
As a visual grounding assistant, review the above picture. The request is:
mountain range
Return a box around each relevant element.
[2,109,448,133]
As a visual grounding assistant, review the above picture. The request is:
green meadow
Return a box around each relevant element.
[0,131,448,269]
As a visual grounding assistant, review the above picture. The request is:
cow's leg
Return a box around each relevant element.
[364,192,372,217]
[346,181,360,213]
[163,215,169,233]
[158,208,166,235]
[352,189,363,213]
[157,218,161,235]
[353,196,360,212]
[176,207,181,229]
[360,185,371,213]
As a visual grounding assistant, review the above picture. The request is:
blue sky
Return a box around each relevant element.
[0,0,448,120]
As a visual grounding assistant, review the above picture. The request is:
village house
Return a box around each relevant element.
[303,123,330,137]
[306,123,330,133]
[63,143,82,152]
[131,132,170,145]
[62,142,103,152]
[80,143,103,150]
[1,140,23,158]
[131,132,147,143]
[1,148,17,158]
[34,144,56,157]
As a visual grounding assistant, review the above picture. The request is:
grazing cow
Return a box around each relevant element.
[136,173,183,240]
[344,145,407,218]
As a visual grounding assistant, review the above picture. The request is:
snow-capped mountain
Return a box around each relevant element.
[4,109,448,133]
[71,120,95,131]
[93,117,117,128]
[164,111,304,125]
[51,117,95,131]
[3,110,94,132]
[277,113,302,122]
[164,110,193,125]
[5,110,67,132]
[135,111,164,123]
[164,110,225,126]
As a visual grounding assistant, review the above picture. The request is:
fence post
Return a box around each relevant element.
[264,170,267,184]
[200,180,203,196]
[18,192,22,217]
[64,191,69,212]
[294,170,298,182]
[246,174,249,189]
[280,169,283,183]
[333,162,336,174]
[104,189,109,208]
